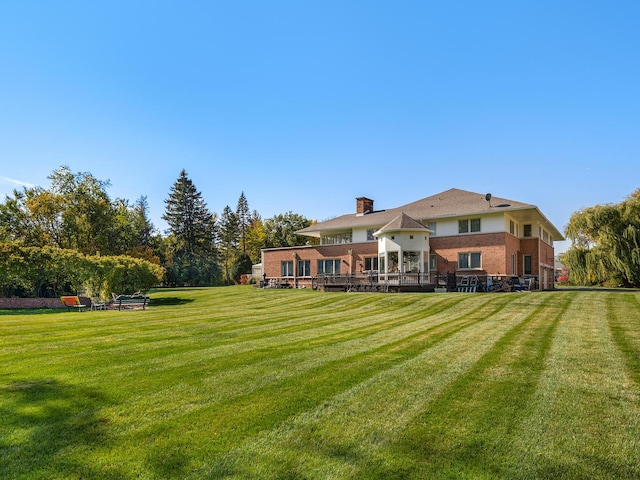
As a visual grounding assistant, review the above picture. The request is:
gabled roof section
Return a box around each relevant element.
[296,188,564,240]
[375,212,430,235]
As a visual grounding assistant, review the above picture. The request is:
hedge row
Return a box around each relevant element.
[0,243,165,300]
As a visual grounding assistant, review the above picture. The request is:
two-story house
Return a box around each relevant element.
[260,188,563,291]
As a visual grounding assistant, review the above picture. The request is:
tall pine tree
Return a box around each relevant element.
[163,170,219,285]
[236,191,249,254]
[219,205,239,284]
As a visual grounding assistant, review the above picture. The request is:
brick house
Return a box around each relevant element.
[260,188,563,291]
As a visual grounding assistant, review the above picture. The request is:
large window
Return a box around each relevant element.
[524,255,532,275]
[298,260,311,277]
[388,252,399,273]
[281,261,293,277]
[318,259,341,275]
[366,229,376,241]
[364,256,378,271]
[321,232,352,245]
[523,224,532,237]
[403,251,420,273]
[459,218,481,234]
[458,252,481,269]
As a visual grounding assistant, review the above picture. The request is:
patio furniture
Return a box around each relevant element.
[60,296,87,312]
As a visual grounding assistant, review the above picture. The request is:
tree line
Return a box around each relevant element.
[0,166,317,296]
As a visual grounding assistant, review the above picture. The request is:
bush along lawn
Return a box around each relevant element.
[1,286,639,479]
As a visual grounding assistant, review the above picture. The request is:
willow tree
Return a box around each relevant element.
[564,189,640,287]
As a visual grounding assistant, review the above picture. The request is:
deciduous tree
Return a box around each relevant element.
[564,188,640,287]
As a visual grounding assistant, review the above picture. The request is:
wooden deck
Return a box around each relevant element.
[261,272,540,293]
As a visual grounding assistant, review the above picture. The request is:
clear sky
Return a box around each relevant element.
[1,1,639,254]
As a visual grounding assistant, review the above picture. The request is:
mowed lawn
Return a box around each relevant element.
[1,287,639,479]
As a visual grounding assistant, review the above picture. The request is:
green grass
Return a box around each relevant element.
[1,287,639,479]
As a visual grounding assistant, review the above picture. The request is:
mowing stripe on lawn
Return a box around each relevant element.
[97,294,510,438]
[194,294,545,479]
[503,292,640,480]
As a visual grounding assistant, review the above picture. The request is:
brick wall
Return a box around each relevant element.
[0,297,83,309]
[262,232,555,287]
[430,233,510,275]
[262,242,378,286]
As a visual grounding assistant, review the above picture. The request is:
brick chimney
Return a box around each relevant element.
[356,197,374,215]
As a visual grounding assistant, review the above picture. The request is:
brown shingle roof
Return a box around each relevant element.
[375,212,430,234]
[297,188,564,239]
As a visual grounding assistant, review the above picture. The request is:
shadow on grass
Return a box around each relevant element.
[0,378,123,479]
[149,297,195,307]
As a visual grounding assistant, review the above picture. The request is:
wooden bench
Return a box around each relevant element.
[112,294,149,310]
[60,296,87,312]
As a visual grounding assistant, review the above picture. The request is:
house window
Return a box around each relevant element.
[427,222,437,234]
[458,252,481,269]
[510,220,515,235]
[379,255,386,274]
[524,255,532,275]
[459,218,481,234]
[523,224,532,237]
[321,232,352,245]
[403,251,420,273]
[364,257,378,271]
[511,254,516,275]
[429,254,437,270]
[281,261,294,277]
[366,229,376,241]
[298,260,311,277]
[388,252,399,273]
[318,259,341,275]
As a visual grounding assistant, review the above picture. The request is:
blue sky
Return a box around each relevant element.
[1,1,639,254]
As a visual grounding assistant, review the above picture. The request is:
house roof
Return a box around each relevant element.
[374,212,431,235]
[297,188,565,240]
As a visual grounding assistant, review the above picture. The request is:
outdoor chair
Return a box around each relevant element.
[60,296,87,312]
[90,297,107,310]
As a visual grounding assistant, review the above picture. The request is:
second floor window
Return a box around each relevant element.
[459,218,481,234]
[321,232,352,245]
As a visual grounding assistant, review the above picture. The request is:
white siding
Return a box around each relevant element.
[436,212,505,236]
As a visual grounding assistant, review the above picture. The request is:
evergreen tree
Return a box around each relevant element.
[219,205,239,284]
[236,191,250,254]
[230,252,254,283]
[163,170,219,285]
